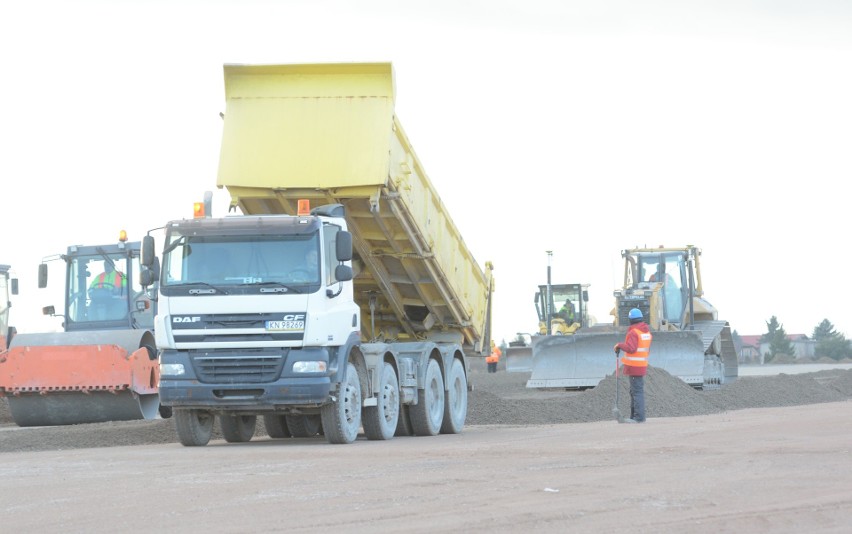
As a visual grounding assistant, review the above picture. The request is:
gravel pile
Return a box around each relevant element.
[2,362,851,453]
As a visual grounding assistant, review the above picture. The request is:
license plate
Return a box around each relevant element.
[265,320,305,331]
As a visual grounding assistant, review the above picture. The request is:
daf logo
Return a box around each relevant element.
[173,316,202,323]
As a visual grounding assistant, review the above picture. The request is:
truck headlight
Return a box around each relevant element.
[160,363,186,376]
[293,361,327,373]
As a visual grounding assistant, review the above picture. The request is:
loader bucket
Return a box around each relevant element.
[0,330,160,426]
[525,331,705,389]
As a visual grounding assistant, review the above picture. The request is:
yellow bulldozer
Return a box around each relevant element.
[504,282,590,372]
[516,246,738,390]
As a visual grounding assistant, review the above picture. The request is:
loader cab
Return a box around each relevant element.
[535,283,589,334]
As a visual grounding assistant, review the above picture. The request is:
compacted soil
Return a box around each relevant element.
[2,362,851,532]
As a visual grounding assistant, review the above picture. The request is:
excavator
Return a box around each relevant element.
[0,232,169,426]
[504,283,591,372]
[0,264,18,351]
[515,246,738,390]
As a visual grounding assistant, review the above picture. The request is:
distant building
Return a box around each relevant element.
[737,334,815,364]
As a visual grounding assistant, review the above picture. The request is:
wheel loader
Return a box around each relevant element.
[504,283,591,372]
[0,232,169,426]
[521,246,738,390]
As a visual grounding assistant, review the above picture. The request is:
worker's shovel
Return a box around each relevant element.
[613,349,625,423]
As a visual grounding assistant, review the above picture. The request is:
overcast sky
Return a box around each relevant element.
[2,0,851,342]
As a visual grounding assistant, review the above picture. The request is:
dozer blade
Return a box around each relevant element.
[526,331,706,389]
[0,330,160,426]
[505,345,533,373]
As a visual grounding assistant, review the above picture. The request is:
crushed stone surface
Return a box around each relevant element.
[2,361,851,453]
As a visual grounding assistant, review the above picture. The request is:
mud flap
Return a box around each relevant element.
[526,331,705,389]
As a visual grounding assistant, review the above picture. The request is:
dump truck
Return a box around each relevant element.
[142,62,495,446]
[518,246,737,390]
[0,265,18,351]
[0,234,165,426]
[504,282,591,373]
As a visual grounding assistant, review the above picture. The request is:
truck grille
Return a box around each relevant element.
[191,351,285,384]
[170,312,306,344]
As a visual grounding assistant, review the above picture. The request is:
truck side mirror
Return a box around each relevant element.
[38,263,48,289]
[10,278,18,295]
[582,290,588,302]
[335,264,353,282]
[336,231,353,262]
[140,257,161,287]
[140,269,154,287]
[141,236,155,267]
[42,305,56,316]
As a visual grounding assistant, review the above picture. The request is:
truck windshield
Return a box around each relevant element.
[160,232,321,293]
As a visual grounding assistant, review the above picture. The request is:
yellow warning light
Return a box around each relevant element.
[193,202,205,218]
[119,230,128,242]
[297,199,311,216]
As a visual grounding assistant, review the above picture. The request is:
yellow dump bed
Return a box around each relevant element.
[217,63,493,354]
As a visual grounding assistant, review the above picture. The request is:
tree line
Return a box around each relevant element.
[733,317,851,362]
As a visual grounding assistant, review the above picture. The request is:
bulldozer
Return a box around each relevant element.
[504,283,591,372]
[518,246,737,390]
[0,232,168,426]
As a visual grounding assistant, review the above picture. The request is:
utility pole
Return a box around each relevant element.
[546,251,553,335]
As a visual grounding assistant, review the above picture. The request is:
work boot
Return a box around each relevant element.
[622,418,638,424]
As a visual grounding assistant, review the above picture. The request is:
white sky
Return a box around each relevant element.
[2,0,851,342]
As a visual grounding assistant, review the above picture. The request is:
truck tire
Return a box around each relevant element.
[363,362,399,440]
[263,415,291,438]
[320,362,362,444]
[440,357,467,434]
[410,358,444,436]
[220,414,257,443]
[174,409,214,447]
[286,414,322,437]
[395,405,414,437]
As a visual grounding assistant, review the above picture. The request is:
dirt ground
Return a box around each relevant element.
[2,361,852,532]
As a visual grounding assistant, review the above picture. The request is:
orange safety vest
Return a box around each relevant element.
[90,271,126,290]
[486,347,502,364]
[621,326,652,368]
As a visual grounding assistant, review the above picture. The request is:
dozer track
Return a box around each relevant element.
[520,326,730,390]
[0,330,160,426]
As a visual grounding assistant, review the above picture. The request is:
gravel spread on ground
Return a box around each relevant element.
[2,361,851,453]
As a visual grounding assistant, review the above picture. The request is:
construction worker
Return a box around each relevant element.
[89,261,126,296]
[486,342,502,373]
[613,308,652,423]
[556,299,576,324]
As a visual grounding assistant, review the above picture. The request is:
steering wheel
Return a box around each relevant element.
[88,287,115,300]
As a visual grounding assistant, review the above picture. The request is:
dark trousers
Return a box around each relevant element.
[487,362,497,373]
[629,375,645,422]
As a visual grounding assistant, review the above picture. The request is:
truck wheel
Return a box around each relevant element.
[440,358,467,434]
[320,362,362,444]
[410,358,444,436]
[286,414,322,437]
[158,405,173,419]
[363,362,399,440]
[174,409,214,447]
[395,405,414,437]
[263,415,291,438]
[220,414,257,443]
